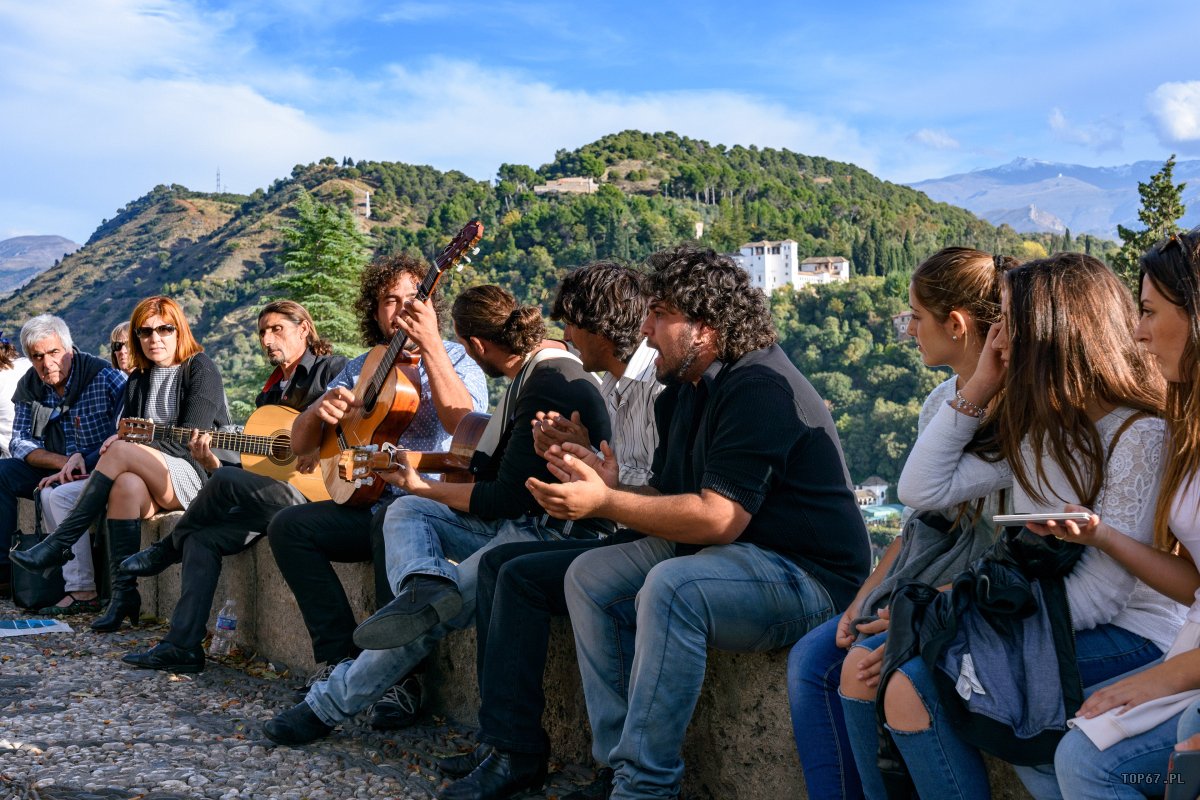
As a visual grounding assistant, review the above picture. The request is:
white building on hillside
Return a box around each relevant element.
[731,240,850,292]
[796,256,851,287]
[855,475,889,506]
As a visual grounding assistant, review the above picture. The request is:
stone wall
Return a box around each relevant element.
[19,500,1031,799]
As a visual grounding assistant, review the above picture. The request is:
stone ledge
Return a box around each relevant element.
[16,498,1032,798]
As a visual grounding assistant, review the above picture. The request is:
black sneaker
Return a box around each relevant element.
[369,673,423,730]
[292,661,337,704]
[353,575,462,650]
[562,766,614,800]
[264,702,333,746]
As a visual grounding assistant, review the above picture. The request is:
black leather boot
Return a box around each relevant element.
[119,536,182,577]
[10,472,115,573]
[91,519,142,632]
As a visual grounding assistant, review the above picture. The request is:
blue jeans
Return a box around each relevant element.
[788,615,864,800]
[1051,670,1200,800]
[306,495,562,724]
[564,536,835,800]
[842,624,1162,800]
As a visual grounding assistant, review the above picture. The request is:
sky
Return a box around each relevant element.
[2,0,1198,244]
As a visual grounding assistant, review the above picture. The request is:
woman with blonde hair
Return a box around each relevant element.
[109,321,133,374]
[11,296,228,631]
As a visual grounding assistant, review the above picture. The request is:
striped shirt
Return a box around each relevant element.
[599,340,662,487]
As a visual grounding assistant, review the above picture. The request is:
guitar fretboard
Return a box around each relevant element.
[143,426,290,457]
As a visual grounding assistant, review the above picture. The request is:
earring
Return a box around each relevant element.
[952,335,959,341]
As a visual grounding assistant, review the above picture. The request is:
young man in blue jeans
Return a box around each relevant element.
[528,246,872,800]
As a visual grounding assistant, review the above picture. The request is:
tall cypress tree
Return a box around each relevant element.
[272,189,373,350]
[1113,156,1187,285]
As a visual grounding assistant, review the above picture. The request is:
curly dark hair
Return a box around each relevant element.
[644,245,776,361]
[452,285,544,357]
[354,252,446,347]
[551,260,646,362]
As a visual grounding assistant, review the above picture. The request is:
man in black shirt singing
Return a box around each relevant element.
[528,245,871,800]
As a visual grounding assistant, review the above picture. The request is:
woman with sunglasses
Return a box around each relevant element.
[109,321,133,375]
[12,296,228,631]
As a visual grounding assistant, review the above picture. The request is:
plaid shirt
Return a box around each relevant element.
[10,360,127,464]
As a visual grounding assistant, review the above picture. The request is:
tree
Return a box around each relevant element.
[1113,155,1188,285]
[273,189,373,349]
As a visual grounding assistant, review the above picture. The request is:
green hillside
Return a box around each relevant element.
[0,132,1108,486]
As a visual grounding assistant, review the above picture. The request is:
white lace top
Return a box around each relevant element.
[899,403,1184,651]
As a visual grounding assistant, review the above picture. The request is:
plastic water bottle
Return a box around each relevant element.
[209,598,237,656]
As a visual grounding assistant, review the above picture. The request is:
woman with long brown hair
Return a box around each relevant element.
[843,253,1184,799]
[11,296,228,631]
[1035,230,1200,798]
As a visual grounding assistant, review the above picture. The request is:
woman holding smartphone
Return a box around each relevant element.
[11,296,228,632]
[787,247,1015,800]
[1036,230,1200,799]
[842,253,1184,800]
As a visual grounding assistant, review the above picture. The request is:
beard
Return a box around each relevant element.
[656,338,704,385]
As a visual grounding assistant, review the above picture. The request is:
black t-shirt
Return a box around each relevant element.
[648,344,870,611]
[469,355,611,521]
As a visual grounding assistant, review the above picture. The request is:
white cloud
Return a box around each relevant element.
[1148,81,1200,145]
[908,128,960,150]
[1047,107,1124,152]
[0,3,882,242]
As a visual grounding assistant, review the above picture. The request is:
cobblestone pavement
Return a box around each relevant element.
[0,600,600,800]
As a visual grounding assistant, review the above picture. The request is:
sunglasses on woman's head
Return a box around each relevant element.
[1156,227,1200,255]
[110,341,127,352]
[135,324,177,339]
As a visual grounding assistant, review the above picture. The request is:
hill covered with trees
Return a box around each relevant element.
[0,131,1111,487]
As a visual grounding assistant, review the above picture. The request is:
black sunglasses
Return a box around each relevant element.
[135,324,177,339]
[1156,227,1200,255]
[110,341,127,352]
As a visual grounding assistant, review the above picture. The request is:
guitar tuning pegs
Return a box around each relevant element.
[471,246,480,255]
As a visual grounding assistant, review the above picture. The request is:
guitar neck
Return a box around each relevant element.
[149,425,284,457]
[359,221,483,403]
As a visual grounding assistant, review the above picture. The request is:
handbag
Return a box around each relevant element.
[9,488,66,609]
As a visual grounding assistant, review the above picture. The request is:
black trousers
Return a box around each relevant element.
[162,468,306,649]
[475,532,637,755]
[0,458,54,564]
[266,497,394,666]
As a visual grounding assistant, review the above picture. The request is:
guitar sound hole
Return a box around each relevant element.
[269,433,293,466]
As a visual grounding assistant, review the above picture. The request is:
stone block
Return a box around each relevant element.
[15,498,1033,798]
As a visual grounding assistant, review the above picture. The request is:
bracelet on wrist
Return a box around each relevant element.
[949,390,987,419]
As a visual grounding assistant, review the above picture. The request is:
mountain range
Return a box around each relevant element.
[910,157,1200,238]
[0,235,80,296]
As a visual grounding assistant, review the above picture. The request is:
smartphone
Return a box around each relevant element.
[1165,749,1200,800]
[992,512,1093,525]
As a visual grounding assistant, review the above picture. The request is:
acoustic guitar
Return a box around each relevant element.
[118,404,330,502]
[337,411,490,487]
[320,219,485,506]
